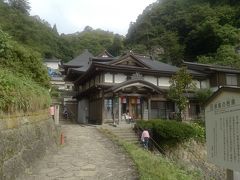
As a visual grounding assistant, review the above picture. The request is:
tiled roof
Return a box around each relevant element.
[64,49,93,67]
[70,53,205,77]
[183,61,240,74]
[136,55,204,76]
[44,58,61,62]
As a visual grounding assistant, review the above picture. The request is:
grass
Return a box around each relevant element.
[100,128,202,180]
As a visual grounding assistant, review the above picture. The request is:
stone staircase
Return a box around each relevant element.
[103,124,140,145]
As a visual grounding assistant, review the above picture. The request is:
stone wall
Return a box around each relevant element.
[164,140,226,179]
[0,110,60,180]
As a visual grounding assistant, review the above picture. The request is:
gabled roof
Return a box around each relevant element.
[63,49,93,67]
[97,50,114,58]
[135,55,178,72]
[184,61,240,74]
[205,86,240,107]
[108,53,152,69]
[128,54,204,76]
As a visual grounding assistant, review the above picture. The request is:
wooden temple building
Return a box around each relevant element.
[62,50,240,124]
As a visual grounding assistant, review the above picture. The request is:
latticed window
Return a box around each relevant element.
[226,74,237,86]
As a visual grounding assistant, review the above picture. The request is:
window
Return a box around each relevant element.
[104,73,113,83]
[226,74,237,86]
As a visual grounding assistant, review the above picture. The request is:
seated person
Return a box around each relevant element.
[125,112,133,123]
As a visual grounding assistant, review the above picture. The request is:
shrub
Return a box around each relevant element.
[0,29,50,88]
[0,69,51,113]
[136,119,205,146]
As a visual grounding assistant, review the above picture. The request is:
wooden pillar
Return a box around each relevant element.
[101,96,104,124]
[54,104,59,125]
[148,97,151,120]
[118,97,121,123]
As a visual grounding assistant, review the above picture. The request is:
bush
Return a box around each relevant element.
[0,29,50,88]
[136,119,205,146]
[0,69,51,113]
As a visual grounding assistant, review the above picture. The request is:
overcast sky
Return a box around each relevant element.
[28,0,156,36]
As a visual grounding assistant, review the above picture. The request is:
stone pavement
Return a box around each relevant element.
[19,124,138,180]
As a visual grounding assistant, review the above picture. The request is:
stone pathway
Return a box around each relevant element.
[20,124,138,180]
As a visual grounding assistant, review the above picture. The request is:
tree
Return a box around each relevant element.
[168,67,196,121]
[52,24,58,35]
[108,34,124,56]
[195,88,212,108]
[7,0,30,14]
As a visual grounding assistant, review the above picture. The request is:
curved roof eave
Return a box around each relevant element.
[105,79,164,94]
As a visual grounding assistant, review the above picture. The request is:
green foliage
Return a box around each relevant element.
[62,28,117,57]
[101,128,202,180]
[50,86,60,98]
[195,88,213,105]
[107,34,124,56]
[125,0,240,66]
[0,1,121,61]
[0,69,51,113]
[136,120,205,146]
[7,0,30,14]
[0,29,50,87]
[198,45,240,67]
[0,29,51,113]
[169,67,195,120]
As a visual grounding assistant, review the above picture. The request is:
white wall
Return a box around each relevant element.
[115,73,127,83]
[44,62,60,70]
[201,79,210,89]
[193,80,201,89]
[158,77,170,87]
[104,73,113,83]
[144,75,157,86]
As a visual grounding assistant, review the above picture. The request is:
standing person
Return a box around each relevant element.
[63,106,68,120]
[50,105,55,120]
[141,129,150,150]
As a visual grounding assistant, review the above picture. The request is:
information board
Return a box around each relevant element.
[205,90,240,172]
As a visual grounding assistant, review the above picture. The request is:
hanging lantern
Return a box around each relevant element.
[121,96,126,103]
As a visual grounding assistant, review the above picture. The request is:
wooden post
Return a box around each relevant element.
[148,97,151,120]
[54,104,59,125]
[118,97,121,124]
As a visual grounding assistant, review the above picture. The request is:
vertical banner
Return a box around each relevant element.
[137,97,140,104]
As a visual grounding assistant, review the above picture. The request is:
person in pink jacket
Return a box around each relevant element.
[50,105,55,120]
[141,129,150,149]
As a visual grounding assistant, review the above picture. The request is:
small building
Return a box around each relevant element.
[184,61,240,91]
[44,58,61,70]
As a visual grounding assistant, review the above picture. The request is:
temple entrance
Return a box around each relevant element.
[121,96,143,120]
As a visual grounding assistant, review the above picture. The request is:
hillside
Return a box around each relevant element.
[0,1,124,61]
[125,0,240,67]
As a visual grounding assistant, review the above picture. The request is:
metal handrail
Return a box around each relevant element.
[134,124,225,179]
[134,124,167,155]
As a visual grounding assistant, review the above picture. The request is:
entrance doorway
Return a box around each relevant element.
[121,96,143,120]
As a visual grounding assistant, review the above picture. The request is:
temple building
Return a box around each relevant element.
[63,50,217,124]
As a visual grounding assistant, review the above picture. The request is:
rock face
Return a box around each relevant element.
[0,111,60,180]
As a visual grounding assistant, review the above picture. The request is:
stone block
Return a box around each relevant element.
[2,155,26,180]
[0,117,59,180]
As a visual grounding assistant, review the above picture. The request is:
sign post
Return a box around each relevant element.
[205,87,240,180]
